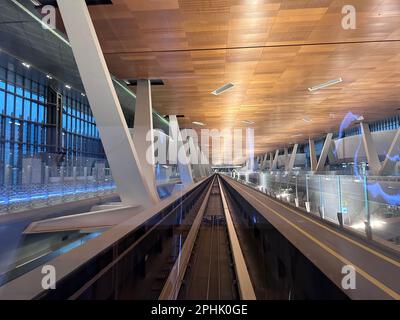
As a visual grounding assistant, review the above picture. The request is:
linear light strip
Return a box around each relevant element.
[308,78,343,92]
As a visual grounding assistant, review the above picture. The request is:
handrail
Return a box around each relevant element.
[217,176,256,300]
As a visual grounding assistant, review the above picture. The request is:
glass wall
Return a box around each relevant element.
[0,53,114,213]
[233,171,400,249]
[0,65,48,185]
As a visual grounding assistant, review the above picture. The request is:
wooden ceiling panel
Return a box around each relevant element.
[84,0,400,158]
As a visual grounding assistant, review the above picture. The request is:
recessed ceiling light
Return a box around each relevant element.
[65,84,71,89]
[22,62,31,69]
[192,121,205,126]
[46,74,53,79]
[308,77,342,92]
[303,117,312,123]
[242,120,255,125]
[211,82,234,95]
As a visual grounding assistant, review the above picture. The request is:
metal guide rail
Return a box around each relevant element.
[159,176,256,300]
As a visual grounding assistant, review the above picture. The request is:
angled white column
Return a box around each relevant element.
[316,133,333,172]
[132,79,159,201]
[380,129,400,175]
[271,150,279,170]
[169,115,194,186]
[269,152,274,169]
[309,139,317,171]
[360,123,381,175]
[327,141,337,164]
[260,153,268,171]
[283,147,289,168]
[57,0,157,207]
[287,144,298,171]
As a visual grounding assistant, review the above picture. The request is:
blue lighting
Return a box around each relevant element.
[337,112,400,205]
[0,184,116,206]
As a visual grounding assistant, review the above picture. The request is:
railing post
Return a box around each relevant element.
[363,175,372,240]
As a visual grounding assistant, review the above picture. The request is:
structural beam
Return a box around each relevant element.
[57,0,157,207]
[309,139,317,171]
[379,128,400,175]
[169,115,194,187]
[360,123,381,175]
[132,79,159,201]
[271,150,279,170]
[316,133,333,172]
[327,141,337,164]
[283,147,289,168]
[260,153,268,171]
[269,152,274,169]
[287,144,298,171]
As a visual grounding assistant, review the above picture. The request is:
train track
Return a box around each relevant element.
[160,176,256,300]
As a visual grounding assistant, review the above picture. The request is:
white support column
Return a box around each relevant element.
[316,133,333,172]
[271,150,279,170]
[309,139,317,171]
[57,0,157,207]
[260,153,268,171]
[187,136,202,179]
[360,123,381,175]
[380,128,400,175]
[269,152,274,169]
[287,144,298,171]
[169,115,194,186]
[283,147,289,168]
[327,141,337,164]
[132,79,159,201]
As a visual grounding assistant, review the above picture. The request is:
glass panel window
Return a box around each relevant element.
[23,99,30,120]
[15,97,23,118]
[31,102,38,122]
[7,83,15,93]
[0,90,4,113]
[6,93,14,116]
[38,105,45,123]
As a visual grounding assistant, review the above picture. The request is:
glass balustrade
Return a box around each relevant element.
[230,171,400,250]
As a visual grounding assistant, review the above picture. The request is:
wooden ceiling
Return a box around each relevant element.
[85,0,400,157]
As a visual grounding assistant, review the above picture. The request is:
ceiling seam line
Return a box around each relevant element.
[102,39,400,55]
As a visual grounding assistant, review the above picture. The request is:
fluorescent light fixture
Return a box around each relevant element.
[192,121,205,126]
[291,134,303,137]
[242,120,255,125]
[124,80,130,85]
[212,82,234,95]
[308,77,343,92]
[81,93,86,97]
[65,84,71,89]
[302,117,312,123]
[22,62,30,69]
[46,74,53,79]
